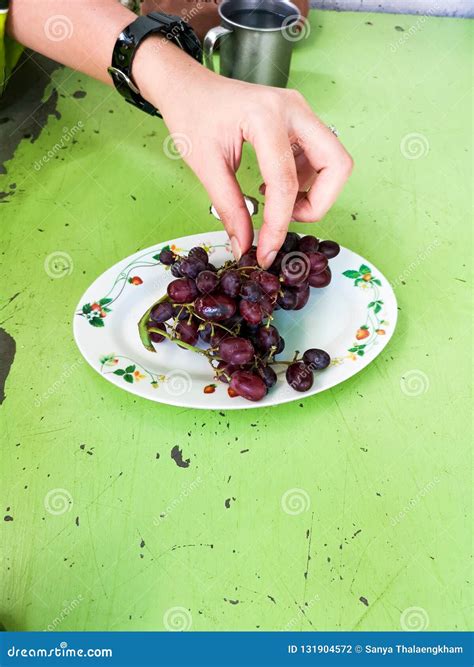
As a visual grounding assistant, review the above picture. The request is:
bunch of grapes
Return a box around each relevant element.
[138,232,340,402]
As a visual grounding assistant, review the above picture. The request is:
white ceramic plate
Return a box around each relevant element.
[73,231,397,410]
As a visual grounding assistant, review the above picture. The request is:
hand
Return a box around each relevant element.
[136,41,354,268]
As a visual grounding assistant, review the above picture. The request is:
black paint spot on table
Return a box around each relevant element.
[0,328,16,405]
[359,596,369,607]
[72,90,87,98]
[171,445,190,468]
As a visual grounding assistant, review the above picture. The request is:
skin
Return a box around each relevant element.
[7,0,353,268]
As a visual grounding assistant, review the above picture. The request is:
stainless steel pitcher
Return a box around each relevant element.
[203,0,301,88]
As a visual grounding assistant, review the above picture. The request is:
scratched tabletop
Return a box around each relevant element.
[0,10,471,632]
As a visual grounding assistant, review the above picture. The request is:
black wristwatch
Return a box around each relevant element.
[108,12,202,117]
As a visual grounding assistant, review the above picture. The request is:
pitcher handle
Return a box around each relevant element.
[203,26,232,72]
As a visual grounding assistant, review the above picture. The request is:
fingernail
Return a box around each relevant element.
[261,250,277,269]
[230,236,241,261]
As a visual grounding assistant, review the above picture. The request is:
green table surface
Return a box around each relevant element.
[0,10,472,633]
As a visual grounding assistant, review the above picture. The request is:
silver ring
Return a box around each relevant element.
[328,124,339,137]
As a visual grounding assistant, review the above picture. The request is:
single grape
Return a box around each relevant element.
[302,348,331,370]
[170,261,183,278]
[240,280,263,303]
[180,257,206,279]
[257,365,277,389]
[220,270,241,298]
[293,280,309,292]
[196,270,219,294]
[275,336,285,355]
[277,287,298,310]
[280,232,300,253]
[238,248,257,267]
[150,301,174,323]
[147,322,166,343]
[167,277,199,303]
[205,262,218,273]
[259,294,274,317]
[210,328,229,347]
[176,319,199,346]
[318,240,340,259]
[297,235,319,254]
[286,362,314,392]
[308,268,331,288]
[293,286,310,310]
[194,293,237,321]
[307,252,328,275]
[230,370,267,401]
[159,248,175,265]
[239,299,264,325]
[216,361,242,384]
[268,251,284,275]
[219,337,255,365]
[256,325,280,352]
[251,270,280,296]
[281,252,311,286]
[199,322,213,343]
[188,246,208,263]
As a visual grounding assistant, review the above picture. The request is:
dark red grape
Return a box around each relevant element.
[308,268,331,288]
[275,336,285,355]
[199,322,213,343]
[159,248,175,265]
[147,322,166,343]
[210,328,229,347]
[281,232,300,253]
[293,286,310,310]
[297,235,319,254]
[194,293,237,321]
[256,325,280,352]
[196,270,219,294]
[170,261,183,278]
[172,305,188,320]
[318,240,340,259]
[205,262,218,273]
[216,361,242,384]
[150,301,174,323]
[268,251,284,275]
[307,252,328,274]
[230,371,267,401]
[251,270,280,297]
[176,319,199,346]
[240,280,263,303]
[167,278,199,303]
[220,270,241,298]
[277,287,298,310]
[180,257,206,279]
[238,248,257,267]
[303,348,331,370]
[281,252,311,286]
[239,299,264,325]
[286,362,314,392]
[257,365,277,389]
[188,246,208,263]
[219,337,255,365]
[259,294,274,317]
